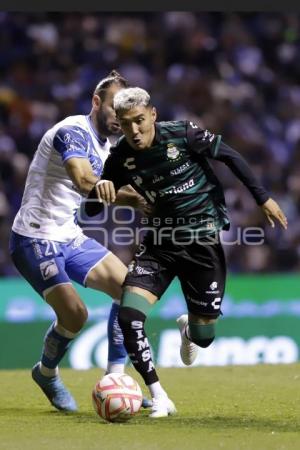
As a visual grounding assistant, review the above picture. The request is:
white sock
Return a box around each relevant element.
[148,381,167,399]
[106,363,125,374]
[39,362,59,377]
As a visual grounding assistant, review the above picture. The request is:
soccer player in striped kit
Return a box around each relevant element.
[91,86,288,417]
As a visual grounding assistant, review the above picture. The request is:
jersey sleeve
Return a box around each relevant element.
[186,121,222,158]
[215,141,270,205]
[101,151,127,190]
[53,125,90,163]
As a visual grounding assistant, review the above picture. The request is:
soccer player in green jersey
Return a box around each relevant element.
[87,87,288,418]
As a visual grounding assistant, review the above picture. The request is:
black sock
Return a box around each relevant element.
[118,306,158,386]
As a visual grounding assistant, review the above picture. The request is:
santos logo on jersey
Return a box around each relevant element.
[166,143,182,162]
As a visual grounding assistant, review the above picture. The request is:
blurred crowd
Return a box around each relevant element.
[0,12,299,275]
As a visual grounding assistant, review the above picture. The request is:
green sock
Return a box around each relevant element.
[121,291,153,316]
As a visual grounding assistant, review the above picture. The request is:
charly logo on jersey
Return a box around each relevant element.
[166,143,182,162]
[211,297,221,309]
[39,259,59,280]
[124,157,136,170]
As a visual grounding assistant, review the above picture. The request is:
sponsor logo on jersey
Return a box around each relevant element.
[132,175,143,187]
[71,234,89,250]
[165,178,195,194]
[206,281,220,295]
[39,259,59,280]
[170,161,190,176]
[189,298,209,307]
[31,240,43,260]
[203,129,215,142]
[210,281,218,290]
[63,133,72,143]
[166,143,181,161]
[135,266,154,276]
[189,122,215,142]
[152,174,164,184]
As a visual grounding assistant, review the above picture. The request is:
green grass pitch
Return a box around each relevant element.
[1,365,299,450]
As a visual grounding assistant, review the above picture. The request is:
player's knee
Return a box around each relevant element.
[67,303,88,332]
[188,322,215,348]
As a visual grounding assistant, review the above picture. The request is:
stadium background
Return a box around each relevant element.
[0,12,299,370]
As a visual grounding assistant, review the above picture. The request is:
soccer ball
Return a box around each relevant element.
[92,373,143,422]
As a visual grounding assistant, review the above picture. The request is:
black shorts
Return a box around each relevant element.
[123,235,226,318]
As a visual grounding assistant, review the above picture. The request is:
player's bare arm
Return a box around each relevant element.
[65,157,99,196]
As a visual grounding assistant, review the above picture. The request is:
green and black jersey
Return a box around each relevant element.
[101,120,269,240]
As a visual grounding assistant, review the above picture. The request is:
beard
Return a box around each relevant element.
[95,111,121,137]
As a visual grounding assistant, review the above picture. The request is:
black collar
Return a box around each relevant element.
[152,122,162,145]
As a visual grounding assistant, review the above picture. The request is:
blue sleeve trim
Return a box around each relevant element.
[53,125,89,163]
[62,154,87,164]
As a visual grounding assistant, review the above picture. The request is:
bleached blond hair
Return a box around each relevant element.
[113,87,151,112]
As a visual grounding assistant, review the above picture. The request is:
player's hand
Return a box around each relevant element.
[95,180,116,205]
[261,198,288,229]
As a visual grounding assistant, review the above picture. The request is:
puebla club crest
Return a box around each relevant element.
[166,143,181,161]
